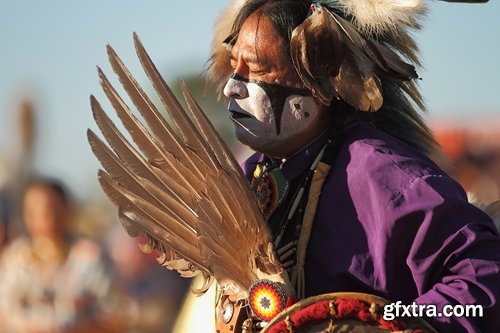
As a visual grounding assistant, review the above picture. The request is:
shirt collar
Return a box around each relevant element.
[249,113,363,181]
[272,129,330,181]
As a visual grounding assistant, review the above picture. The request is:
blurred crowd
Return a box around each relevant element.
[433,121,500,228]
[0,97,193,333]
[0,175,190,333]
[0,176,189,333]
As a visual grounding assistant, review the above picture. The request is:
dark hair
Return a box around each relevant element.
[232,0,311,57]
[26,177,70,205]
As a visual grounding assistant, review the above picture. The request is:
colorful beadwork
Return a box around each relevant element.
[253,164,289,220]
[249,279,287,322]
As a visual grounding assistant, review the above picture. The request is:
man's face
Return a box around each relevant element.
[223,12,328,157]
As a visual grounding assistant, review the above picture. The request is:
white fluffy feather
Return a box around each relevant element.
[327,0,427,36]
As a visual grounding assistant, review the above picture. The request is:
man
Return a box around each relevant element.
[207,0,500,332]
[89,0,499,332]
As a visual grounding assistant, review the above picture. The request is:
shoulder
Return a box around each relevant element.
[341,122,456,204]
[347,122,441,180]
[320,121,482,223]
[1,237,33,264]
[317,121,496,236]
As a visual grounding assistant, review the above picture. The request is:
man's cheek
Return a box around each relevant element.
[247,85,274,123]
[280,96,319,134]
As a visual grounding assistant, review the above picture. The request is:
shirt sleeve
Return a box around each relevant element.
[390,174,500,333]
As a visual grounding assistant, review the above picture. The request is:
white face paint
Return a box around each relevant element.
[223,77,321,153]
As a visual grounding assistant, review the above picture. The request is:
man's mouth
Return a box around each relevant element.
[230,109,253,120]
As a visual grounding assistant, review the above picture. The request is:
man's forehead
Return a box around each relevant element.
[229,12,284,66]
[229,43,259,64]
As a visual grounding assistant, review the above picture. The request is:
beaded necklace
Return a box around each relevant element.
[251,125,343,297]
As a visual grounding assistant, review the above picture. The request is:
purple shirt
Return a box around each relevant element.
[242,117,500,332]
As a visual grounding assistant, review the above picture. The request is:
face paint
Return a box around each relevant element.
[223,74,321,153]
[228,74,311,135]
[224,12,330,157]
[230,74,310,135]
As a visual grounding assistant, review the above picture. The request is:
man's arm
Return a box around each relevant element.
[392,175,500,332]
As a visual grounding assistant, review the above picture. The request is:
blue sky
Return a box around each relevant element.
[0,1,498,200]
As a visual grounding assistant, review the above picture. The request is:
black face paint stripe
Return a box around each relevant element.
[230,73,310,135]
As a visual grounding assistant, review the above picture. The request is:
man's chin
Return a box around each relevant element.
[234,129,287,157]
[235,131,262,149]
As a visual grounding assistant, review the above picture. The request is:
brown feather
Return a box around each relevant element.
[290,8,345,104]
[179,80,242,175]
[99,171,202,261]
[88,128,200,234]
[290,6,418,112]
[133,34,220,172]
[97,69,206,195]
[332,57,383,112]
[117,209,143,238]
[90,94,200,211]
[106,45,210,180]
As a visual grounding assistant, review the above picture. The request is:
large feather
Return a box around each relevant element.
[89,34,288,298]
[290,5,418,112]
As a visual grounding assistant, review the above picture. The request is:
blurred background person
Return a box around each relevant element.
[106,225,189,333]
[0,166,10,253]
[0,159,10,327]
[0,178,122,333]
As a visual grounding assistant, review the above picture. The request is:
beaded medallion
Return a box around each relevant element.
[253,163,289,220]
[248,279,287,322]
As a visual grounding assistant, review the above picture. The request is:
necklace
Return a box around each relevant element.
[252,162,290,221]
[273,141,329,248]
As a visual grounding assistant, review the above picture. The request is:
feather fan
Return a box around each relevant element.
[88,33,290,298]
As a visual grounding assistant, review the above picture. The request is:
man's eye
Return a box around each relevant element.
[249,69,265,75]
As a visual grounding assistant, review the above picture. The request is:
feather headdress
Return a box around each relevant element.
[206,0,483,158]
[88,34,291,298]
[330,0,427,36]
[207,0,428,96]
[205,0,437,157]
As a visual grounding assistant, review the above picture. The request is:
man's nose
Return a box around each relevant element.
[223,76,249,99]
